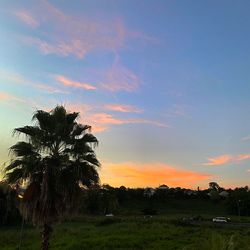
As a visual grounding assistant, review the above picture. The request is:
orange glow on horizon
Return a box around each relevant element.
[100,162,211,189]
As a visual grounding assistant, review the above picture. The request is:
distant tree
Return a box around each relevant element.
[209,182,220,191]
[116,186,127,204]
[226,187,250,216]
[84,188,103,214]
[102,190,119,215]
[0,182,21,225]
[4,106,100,250]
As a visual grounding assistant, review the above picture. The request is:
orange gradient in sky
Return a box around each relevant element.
[100,162,211,188]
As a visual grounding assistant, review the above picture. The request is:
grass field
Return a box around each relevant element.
[1,215,250,250]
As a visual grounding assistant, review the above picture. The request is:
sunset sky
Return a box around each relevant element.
[1,1,250,189]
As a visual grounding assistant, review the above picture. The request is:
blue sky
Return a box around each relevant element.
[1,0,250,188]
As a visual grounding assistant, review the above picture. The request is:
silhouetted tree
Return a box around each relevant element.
[0,181,21,225]
[4,106,100,250]
[209,182,220,191]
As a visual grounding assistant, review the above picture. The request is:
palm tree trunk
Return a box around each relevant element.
[41,223,52,250]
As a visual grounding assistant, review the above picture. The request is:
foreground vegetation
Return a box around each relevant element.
[1,106,250,249]
[1,216,250,250]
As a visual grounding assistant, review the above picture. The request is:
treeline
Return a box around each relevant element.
[0,182,21,225]
[1,181,250,226]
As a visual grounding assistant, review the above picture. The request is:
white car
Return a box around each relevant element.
[212,217,230,223]
[105,213,114,217]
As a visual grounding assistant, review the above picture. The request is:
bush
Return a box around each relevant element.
[141,208,157,215]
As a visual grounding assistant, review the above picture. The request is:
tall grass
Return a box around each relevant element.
[1,216,250,249]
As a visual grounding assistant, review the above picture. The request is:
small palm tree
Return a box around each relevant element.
[4,106,100,250]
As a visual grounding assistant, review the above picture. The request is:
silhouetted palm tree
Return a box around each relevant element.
[4,106,100,250]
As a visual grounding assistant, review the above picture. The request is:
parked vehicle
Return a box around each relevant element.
[212,217,230,223]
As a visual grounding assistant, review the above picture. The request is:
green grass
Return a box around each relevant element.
[1,216,250,250]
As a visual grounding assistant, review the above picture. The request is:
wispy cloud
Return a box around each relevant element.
[85,113,167,132]
[14,1,151,59]
[0,92,23,102]
[0,69,67,94]
[102,59,141,92]
[11,2,145,93]
[0,90,56,114]
[55,75,96,91]
[104,104,143,113]
[13,9,39,28]
[203,154,250,166]
[242,135,250,141]
[35,83,68,94]
[66,104,167,133]
[164,104,191,118]
[100,162,210,188]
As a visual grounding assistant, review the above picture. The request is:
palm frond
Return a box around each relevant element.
[5,160,23,171]
[66,112,79,124]
[78,133,99,147]
[82,153,101,167]
[71,124,91,138]
[78,163,100,187]
[10,141,38,157]
[52,106,67,123]
[32,110,54,131]
[5,168,24,184]
[14,126,43,138]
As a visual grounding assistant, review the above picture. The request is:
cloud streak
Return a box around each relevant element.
[55,75,97,90]
[66,104,167,133]
[104,104,143,113]
[83,112,167,133]
[13,9,39,28]
[100,162,210,188]
[204,154,250,166]
[0,92,23,102]
[0,69,67,94]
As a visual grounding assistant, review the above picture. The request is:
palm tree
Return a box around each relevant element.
[4,106,100,250]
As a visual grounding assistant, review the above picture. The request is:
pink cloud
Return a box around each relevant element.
[64,103,166,133]
[13,1,155,59]
[102,59,141,92]
[16,2,126,58]
[83,112,167,133]
[204,154,250,166]
[55,75,96,90]
[13,9,39,28]
[104,104,143,113]
[100,162,210,188]
[0,69,66,94]
[0,92,22,102]
[22,36,92,59]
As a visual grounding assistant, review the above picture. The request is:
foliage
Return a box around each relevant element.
[0,182,21,225]
[80,188,119,215]
[3,106,100,249]
[1,216,250,249]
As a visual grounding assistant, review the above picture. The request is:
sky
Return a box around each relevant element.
[1,0,250,189]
